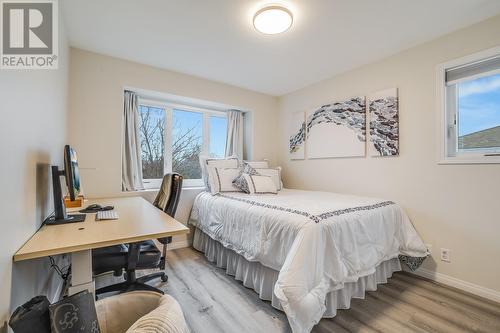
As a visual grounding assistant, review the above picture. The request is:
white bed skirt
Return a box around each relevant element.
[192,227,402,318]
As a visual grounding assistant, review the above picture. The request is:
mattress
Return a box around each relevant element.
[190,189,428,332]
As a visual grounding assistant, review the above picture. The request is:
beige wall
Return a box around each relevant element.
[67,48,278,244]
[0,18,69,331]
[2,8,498,330]
[68,15,500,296]
[278,15,500,293]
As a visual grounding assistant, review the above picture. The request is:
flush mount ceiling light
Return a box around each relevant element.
[253,5,293,34]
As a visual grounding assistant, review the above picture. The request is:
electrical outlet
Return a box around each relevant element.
[440,248,451,262]
[425,243,432,255]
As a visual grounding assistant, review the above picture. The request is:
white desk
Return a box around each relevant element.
[14,196,189,295]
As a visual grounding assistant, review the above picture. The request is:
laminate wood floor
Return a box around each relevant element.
[96,247,500,333]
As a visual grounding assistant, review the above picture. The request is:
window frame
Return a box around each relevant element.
[436,45,500,165]
[138,98,228,189]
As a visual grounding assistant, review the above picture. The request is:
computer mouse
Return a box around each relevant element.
[86,204,102,211]
[79,204,103,213]
[102,206,114,211]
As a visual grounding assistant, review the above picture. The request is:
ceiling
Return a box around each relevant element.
[61,0,500,96]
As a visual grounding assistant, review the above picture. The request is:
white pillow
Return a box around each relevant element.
[244,160,269,169]
[207,167,242,195]
[254,167,282,191]
[199,155,239,189]
[243,174,278,194]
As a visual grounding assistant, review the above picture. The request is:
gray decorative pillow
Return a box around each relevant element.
[232,163,259,194]
[49,290,100,333]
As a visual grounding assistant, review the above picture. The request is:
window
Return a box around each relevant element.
[139,105,165,180]
[138,100,228,188]
[172,109,203,180]
[438,47,500,163]
[209,115,228,158]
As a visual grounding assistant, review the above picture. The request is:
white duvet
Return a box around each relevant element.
[190,189,428,333]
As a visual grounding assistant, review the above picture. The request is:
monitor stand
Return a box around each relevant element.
[46,165,86,226]
[45,213,86,225]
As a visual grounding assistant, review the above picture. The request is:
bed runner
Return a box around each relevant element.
[218,193,395,223]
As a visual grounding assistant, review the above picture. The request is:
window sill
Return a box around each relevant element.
[122,186,206,194]
[438,158,500,165]
[118,188,160,197]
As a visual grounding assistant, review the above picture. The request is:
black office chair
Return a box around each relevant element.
[152,173,183,275]
[91,173,183,296]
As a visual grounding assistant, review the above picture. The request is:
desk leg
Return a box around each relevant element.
[68,249,95,295]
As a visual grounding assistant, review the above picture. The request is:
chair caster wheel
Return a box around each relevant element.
[161,275,168,282]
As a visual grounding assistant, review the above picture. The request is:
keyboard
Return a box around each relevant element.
[96,210,119,221]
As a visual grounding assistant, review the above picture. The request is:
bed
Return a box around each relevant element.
[189,188,428,333]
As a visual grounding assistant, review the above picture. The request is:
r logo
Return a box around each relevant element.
[2,2,53,54]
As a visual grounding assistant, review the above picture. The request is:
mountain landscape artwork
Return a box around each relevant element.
[306,97,366,158]
[369,88,399,156]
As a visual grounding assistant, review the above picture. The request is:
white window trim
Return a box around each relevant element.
[142,178,164,189]
[138,98,227,189]
[436,45,500,165]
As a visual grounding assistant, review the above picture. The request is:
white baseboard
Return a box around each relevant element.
[409,267,500,303]
[168,239,190,250]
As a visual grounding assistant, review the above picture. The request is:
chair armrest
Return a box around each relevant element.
[157,236,173,245]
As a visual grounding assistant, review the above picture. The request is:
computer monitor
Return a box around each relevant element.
[45,145,86,225]
[64,145,81,201]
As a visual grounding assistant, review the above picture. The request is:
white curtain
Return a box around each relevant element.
[122,91,144,191]
[225,110,244,159]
